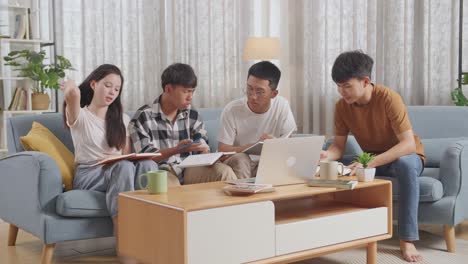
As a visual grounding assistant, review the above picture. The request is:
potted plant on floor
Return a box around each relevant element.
[4,49,74,110]
[354,152,375,182]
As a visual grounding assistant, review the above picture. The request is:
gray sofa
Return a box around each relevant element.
[0,108,222,264]
[332,106,468,252]
[1,106,467,263]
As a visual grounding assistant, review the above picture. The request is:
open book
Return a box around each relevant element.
[91,153,161,166]
[177,152,235,168]
[242,127,295,156]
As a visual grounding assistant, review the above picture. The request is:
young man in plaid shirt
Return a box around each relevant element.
[129,63,237,185]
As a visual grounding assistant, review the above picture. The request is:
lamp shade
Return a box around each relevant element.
[243,37,280,60]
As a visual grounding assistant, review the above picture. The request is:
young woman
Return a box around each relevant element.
[61,64,157,254]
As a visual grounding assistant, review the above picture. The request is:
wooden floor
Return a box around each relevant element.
[1,219,468,264]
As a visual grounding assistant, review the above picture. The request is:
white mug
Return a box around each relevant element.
[319,161,344,180]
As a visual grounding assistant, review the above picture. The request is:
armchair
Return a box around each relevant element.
[0,108,222,264]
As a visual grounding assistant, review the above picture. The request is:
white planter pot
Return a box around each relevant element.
[356,168,376,182]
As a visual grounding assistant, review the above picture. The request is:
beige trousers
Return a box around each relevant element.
[165,171,183,187]
[183,162,237,184]
[223,153,259,179]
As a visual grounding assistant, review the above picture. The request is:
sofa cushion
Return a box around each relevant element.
[56,190,109,217]
[377,176,443,202]
[421,137,467,168]
[20,122,76,191]
[420,167,440,180]
[204,119,220,152]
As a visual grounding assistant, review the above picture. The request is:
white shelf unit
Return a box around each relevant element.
[0,1,55,153]
[0,39,56,112]
[1,38,53,44]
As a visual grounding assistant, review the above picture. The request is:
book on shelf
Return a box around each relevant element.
[27,8,32,39]
[8,87,27,110]
[307,179,358,190]
[223,183,275,196]
[91,153,161,167]
[13,14,27,39]
[177,152,235,168]
[17,88,27,110]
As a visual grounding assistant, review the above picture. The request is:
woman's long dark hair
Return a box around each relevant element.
[63,64,126,150]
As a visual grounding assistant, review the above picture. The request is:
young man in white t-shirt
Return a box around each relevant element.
[218,61,297,179]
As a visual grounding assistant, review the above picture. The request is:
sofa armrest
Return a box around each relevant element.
[439,140,468,197]
[0,151,63,227]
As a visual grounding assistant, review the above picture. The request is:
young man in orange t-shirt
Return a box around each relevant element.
[321,51,425,262]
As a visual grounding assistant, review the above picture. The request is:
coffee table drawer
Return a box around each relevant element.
[187,201,275,264]
[276,207,388,255]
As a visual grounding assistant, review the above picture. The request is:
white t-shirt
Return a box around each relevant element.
[68,107,130,163]
[218,96,297,146]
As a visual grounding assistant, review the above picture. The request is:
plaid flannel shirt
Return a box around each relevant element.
[129,95,208,180]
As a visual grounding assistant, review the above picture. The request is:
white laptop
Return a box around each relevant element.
[228,136,325,186]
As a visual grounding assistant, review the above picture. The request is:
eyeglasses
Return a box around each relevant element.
[245,87,268,98]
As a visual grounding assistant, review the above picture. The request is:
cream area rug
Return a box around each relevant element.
[294,231,468,264]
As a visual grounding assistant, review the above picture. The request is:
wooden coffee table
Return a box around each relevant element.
[118,178,392,264]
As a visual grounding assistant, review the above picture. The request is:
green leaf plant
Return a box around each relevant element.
[4,49,74,94]
[354,152,375,169]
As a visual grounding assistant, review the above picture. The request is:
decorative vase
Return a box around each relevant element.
[356,167,376,182]
[31,93,50,110]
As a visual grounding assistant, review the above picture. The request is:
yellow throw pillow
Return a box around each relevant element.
[20,122,75,191]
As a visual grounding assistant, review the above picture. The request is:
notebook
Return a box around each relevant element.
[227,136,325,186]
[91,153,161,166]
[242,127,296,156]
[178,152,235,168]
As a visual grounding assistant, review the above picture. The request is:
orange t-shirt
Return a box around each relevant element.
[334,84,425,163]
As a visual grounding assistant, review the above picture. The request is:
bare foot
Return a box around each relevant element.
[400,240,423,262]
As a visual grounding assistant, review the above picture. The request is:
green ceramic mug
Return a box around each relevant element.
[139,170,168,194]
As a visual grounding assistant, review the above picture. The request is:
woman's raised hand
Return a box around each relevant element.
[60,78,77,92]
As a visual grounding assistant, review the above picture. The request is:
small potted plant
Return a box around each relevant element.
[4,49,74,110]
[451,72,468,106]
[354,152,375,182]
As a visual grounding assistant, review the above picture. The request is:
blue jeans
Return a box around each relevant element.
[375,154,423,241]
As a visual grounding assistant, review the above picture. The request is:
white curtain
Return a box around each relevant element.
[54,0,166,110]
[54,0,253,111]
[53,0,467,135]
[164,0,253,107]
[287,0,468,135]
